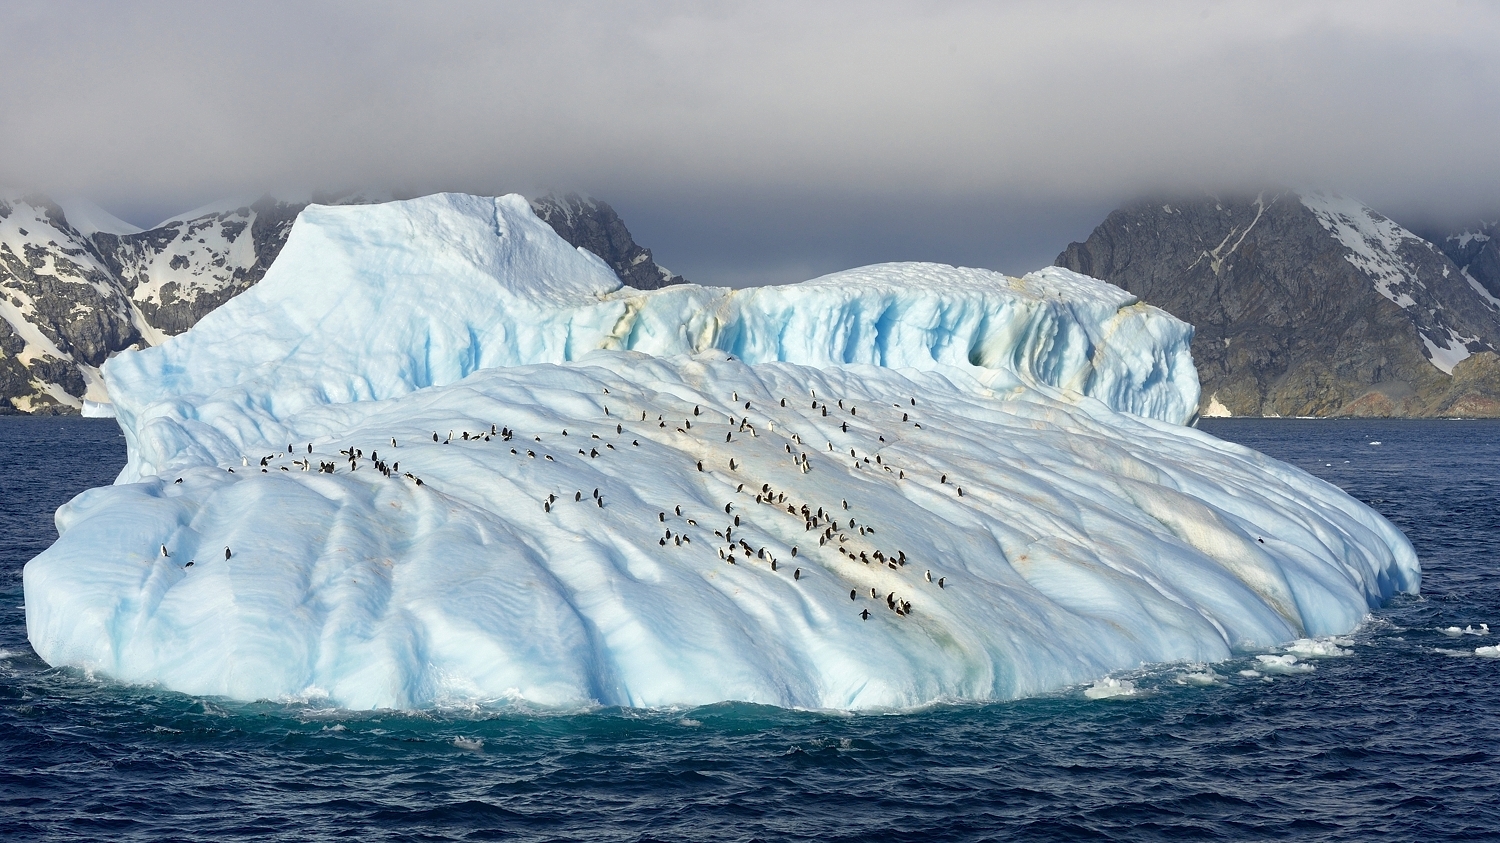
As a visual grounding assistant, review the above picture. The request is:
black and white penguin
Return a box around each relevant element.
[794,569,801,580]
[938,577,945,588]
[224,547,232,560]
[860,609,870,620]
[160,544,169,557]
[849,589,857,600]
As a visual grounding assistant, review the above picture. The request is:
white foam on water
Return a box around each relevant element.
[453,737,485,751]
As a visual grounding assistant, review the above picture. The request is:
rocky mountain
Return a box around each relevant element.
[1056,191,1500,418]
[531,193,683,290]
[1427,220,1500,306]
[0,190,683,413]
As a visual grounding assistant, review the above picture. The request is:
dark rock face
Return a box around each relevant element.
[531,194,684,290]
[1056,193,1500,417]
[1428,221,1500,304]
[0,190,684,412]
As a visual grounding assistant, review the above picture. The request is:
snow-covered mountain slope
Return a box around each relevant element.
[1430,219,1500,310]
[1057,192,1500,417]
[23,193,1417,710]
[1300,192,1498,375]
[0,190,685,413]
[0,191,145,411]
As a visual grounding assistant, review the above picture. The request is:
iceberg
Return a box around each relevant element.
[23,194,1419,710]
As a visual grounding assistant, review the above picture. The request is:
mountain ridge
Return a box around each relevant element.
[1056,191,1500,418]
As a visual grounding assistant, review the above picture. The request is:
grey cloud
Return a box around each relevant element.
[3,1,1498,285]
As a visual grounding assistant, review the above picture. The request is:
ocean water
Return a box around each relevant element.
[1,415,1496,841]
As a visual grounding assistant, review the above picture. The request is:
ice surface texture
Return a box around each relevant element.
[24,194,1419,710]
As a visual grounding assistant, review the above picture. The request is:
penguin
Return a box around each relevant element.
[791,546,798,557]
[633,440,640,447]
[794,568,801,580]
[184,561,194,568]
[941,474,947,484]
[617,424,623,434]
[697,461,704,472]
[675,505,682,516]
[860,609,870,620]
[871,588,878,599]
[544,501,551,512]
[770,560,777,571]
[660,512,666,522]
[160,544,169,557]
[174,478,183,484]
[391,438,397,448]
[938,577,945,588]
[225,547,232,560]
[957,487,964,497]
[925,570,932,582]
[596,497,603,508]
[433,432,439,442]
[850,589,857,600]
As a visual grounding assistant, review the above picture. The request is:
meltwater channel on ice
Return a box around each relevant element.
[22,193,1418,711]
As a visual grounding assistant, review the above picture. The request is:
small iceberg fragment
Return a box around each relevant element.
[81,400,116,418]
[1084,678,1139,699]
[1254,654,1315,675]
[1284,637,1352,658]
[1176,669,1223,686]
[1476,645,1500,659]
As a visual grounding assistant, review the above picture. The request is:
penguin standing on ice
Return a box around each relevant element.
[224,547,232,560]
[160,544,169,558]
[860,609,870,620]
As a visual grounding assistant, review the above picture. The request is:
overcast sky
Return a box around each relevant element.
[3,1,1498,286]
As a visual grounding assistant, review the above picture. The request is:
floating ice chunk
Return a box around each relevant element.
[1176,669,1223,686]
[453,737,485,751]
[1464,624,1490,636]
[1441,626,1466,637]
[1476,645,1500,659]
[1084,678,1139,699]
[1237,669,1262,678]
[81,400,116,419]
[1255,654,1315,675]
[1369,441,1382,446]
[1284,638,1353,658]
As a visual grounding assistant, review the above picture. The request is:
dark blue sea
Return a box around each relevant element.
[2,417,1496,841]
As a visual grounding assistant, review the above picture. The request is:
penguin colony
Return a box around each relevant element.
[160,382,961,623]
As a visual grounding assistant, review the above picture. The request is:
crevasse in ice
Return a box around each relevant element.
[23,193,1418,710]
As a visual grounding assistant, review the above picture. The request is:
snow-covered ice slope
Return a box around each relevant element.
[23,193,1419,710]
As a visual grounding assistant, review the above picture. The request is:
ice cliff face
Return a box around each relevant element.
[0,189,680,413]
[1056,192,1500,418]
[23,192,1418,711]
